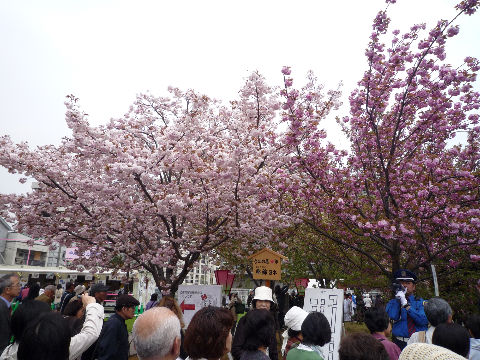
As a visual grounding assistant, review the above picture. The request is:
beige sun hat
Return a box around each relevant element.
[253,286,274,302]
[399,343,466,360]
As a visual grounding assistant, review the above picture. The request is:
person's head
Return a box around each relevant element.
[242,309,275,351]
[423,297,452,327]
[465,314,480,339]
[338,332,389,360]
[301,312,331,347]
[25,282,40,300]
[74,285,85,296]
[157,296,185,328]
[364,308,391,335]
[63,299,84,319]
[252,286,274,311]
[115,294,140,320]
[432,323,470,358]
[17,312,71,360]
[65,282,75,293]
[90,283,109,302]
[11,300,51,342]
[44,285,56,300]
[133,307,181,360]
[399,343,466,360]
[284,306,308,340]
[184,306,234,359]
[0,273,21,301]
[393,269,417,295]
[150,293,158,302]
[57,284,63,290]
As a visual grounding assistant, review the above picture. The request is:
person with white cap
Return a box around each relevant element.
[286,312,331,360]
[281,306,309,360]
[232,286,278,360]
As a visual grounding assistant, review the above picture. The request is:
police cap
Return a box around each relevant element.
[393,269,417,282]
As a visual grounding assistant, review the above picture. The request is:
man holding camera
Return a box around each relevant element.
[386,269,428,350]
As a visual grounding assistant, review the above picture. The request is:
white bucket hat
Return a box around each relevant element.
[284,306,308,331]
[281,306,308,355]
[253,286,274,302]
[399,343,465,360]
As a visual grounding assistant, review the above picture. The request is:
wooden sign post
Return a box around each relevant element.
[248,248,287,287]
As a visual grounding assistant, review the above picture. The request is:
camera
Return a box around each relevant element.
[391,281,406,294]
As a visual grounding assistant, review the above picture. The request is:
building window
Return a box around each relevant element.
[15,249,46,266]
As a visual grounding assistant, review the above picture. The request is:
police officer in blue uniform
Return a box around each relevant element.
[386,269,428,350]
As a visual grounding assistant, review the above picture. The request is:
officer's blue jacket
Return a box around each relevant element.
[386,294,428,338]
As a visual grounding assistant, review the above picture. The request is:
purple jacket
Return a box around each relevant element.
[372,333,401,360]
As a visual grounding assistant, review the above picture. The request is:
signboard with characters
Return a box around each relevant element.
[248,248,287,280]
[303,288,344,360]
[177,285,222,325]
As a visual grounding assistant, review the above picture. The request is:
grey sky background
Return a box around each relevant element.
[1,0,479,195]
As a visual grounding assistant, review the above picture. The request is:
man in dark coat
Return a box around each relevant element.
[0,273,20,353]
[94,294,139,360]
[274,285,289,329]
[90,283,109,305]
[60,282,75,314]
[232,286,278,360]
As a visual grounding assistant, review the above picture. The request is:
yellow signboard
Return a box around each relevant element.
[248,248,287,280]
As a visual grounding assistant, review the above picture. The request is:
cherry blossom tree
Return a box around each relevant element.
[281,0,480,281]
[0,73,296,294]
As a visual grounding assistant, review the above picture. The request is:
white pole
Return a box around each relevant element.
[431,264,439,296]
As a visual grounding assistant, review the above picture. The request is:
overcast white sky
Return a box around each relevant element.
[1,0,479,195]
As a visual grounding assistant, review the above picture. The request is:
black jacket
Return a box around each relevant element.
[60,291,75,314]
[94,313,129,360]
[0,299,11,354]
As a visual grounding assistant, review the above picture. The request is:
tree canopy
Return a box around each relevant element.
[1,0,479,292]
[0,74,296,293]
[280,0,480,281]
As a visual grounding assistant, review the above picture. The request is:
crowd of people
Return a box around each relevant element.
[1,270,480,360]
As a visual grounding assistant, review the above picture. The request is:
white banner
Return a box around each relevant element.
[177,285,223,326]
[304,288,344,360]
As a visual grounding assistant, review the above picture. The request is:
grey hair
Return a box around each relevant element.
[44,285,56,292]
[133,307,181,360]
[0,273,18,295]
[424,297,452,326]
